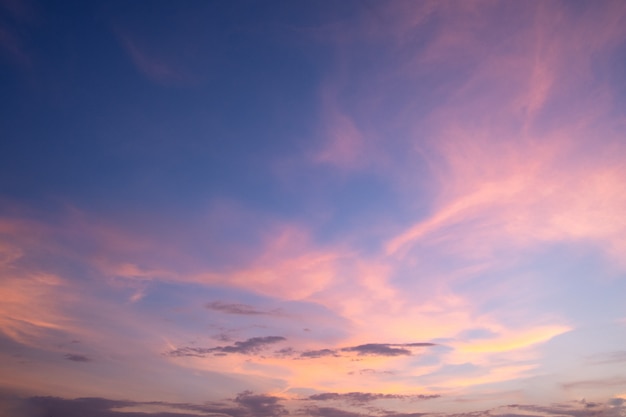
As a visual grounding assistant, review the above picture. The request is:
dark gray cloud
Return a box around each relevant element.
[443,411,492,417]
[216,336,286,354]
[207,301,283,316]
[166,339,433,359]
[167,336,286,357]
[275,347,297,358]
[16,396,205,417]
[341,344,410,356]
[234,391,288,417]
[299,343,435,359]
[300,406,426,417]
[64,354,91,362]
[493,414,542,417]
[300,349,339,359]
[8,392,286,417]
[505,400,626,417]
[307,392,440,405]
[402,343,437,347]
[166,346,211,358]
[300,406,366,417]
[4,393,623,417]
[341,343,434,357]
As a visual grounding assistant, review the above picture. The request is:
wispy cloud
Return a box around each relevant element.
[206,302,284,316]
[563,377,626,391]
[341,343,434,357]
[12,392,287,417]
[167,339,435,360]
[586,351,626,366]
[64,354,91,363]
[0,0,36,68]
[505,400,626,417]
[234,391,288,417]
[167,336,287,357]
[300,406,366,417]
[300,349,339,359]
[294,342,436,360]
[307,392,440,405]
[118,34,186,86]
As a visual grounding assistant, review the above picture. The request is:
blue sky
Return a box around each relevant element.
[1,1,626,417]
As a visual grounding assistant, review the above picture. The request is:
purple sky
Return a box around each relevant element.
[1,1,626,417]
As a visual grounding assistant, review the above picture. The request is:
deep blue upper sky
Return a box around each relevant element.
[1,1,339,210]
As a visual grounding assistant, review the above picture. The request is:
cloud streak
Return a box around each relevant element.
[206,302,284,316]
[8,392,288,417]
[307,392,440,405]
[341,343,435,357]
[64,354,91,363]
[294,342,436,359]
[5,393,626,417]
[167,336,287,357]
[167,338,435,360]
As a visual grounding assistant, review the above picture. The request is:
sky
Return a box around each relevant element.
[1,1,626,416]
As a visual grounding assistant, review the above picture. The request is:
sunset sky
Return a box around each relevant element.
[1,1,626,416]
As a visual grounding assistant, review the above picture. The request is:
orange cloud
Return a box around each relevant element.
[0,273,71,346]
[193,225,347,300]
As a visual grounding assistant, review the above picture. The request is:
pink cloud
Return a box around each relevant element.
[313,105,365,170]
[193,224,347,300]
[115,24,210,87]
[380,1,626,271]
